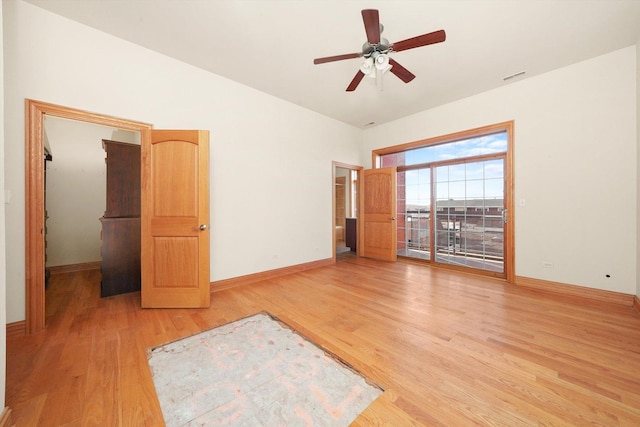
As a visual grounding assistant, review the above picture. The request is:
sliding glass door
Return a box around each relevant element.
[381,125,511,277]
[434,158,504,273]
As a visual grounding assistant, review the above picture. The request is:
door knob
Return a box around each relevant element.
[390,217,396,220]
[199,224,208,231]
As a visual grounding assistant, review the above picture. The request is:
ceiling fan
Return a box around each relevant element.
[313,9,446,91]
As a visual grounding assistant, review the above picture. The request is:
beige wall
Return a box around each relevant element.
[637,40,640,301]
[3,0,361,323]
[361,47,637,295]
[0,0,6,409]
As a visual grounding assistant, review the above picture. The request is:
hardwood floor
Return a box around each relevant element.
[7,258,640,426]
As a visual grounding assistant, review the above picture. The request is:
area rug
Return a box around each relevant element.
[147,312,383,426]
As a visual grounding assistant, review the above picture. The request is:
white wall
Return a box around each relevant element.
[637,40,640,301]
[0,0,7,410]
[3,0,361,323]
[361,47,638,295]
[44,117,138,268]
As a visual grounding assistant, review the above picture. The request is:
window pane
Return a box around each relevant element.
[484,159,504,178]
[399,167,431,260]
[380,131,507,167]
[405,169,419,185]
[485,178,504,198]
[436,165,448,182]
[381,152,404,167]
[466,162,484,180]
[466,180,484,199]
[448,164,466,182]
[449,182,465,199]
[406,147,436,165]
[436,182,448,200]
[433,144,457,161]
[454,139,480,158]
[418,168,429,182]
[419,184,430,202]
[406,186,419,205]
[479,133,508,154]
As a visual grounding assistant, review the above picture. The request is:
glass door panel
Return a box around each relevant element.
[397,168,431,260]
[434,158,504,273]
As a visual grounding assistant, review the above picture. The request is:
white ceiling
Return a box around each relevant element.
[25,0,640,128]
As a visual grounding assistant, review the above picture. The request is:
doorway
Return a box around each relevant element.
[333,162,362,261]
[373,121,514,281]
[43,117,140,280]
[25,99,151,334]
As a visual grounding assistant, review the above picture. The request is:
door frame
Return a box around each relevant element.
[24,99,152,334]
[371,121,515,282]
[332,161,362,261]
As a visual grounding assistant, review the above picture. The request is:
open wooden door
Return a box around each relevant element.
[141,129,210,308]
[359,167,397,261]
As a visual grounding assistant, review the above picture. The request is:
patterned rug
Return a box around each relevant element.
[148,312,382,426]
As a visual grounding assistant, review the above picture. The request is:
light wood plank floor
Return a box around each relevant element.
[7,258,640,426]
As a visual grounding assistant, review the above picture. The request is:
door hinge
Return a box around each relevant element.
[502,209,508,223]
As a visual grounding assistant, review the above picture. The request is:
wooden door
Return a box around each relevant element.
[359,167,397,261]
[141,129,210,308]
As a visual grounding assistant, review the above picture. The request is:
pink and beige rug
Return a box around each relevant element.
[147,312,382,426]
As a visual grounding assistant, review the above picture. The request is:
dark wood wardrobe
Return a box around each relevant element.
[100,140,141,297]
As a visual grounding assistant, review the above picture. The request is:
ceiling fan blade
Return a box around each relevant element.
[361,9,380,44]
[388,58,416,83]
[314,53,360,65]
[392,30,446,52]
[346,71,365,92]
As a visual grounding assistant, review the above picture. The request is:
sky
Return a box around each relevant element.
[400,132,507,207]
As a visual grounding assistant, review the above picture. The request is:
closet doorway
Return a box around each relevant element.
[43,117,140,288]
[25,99,151,334]
[333,162,362,261]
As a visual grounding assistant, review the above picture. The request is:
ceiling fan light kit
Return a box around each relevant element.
[314,9,446,92]
[360,57,374,76]
[360,52,392,79]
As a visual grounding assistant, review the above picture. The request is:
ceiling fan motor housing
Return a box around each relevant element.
[362,38,391,57]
